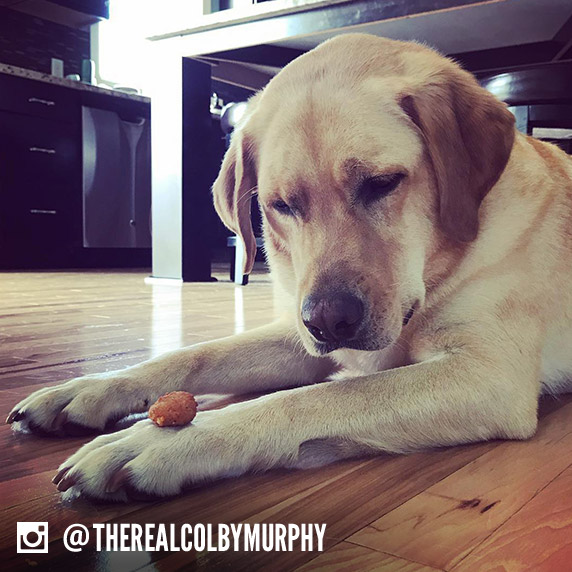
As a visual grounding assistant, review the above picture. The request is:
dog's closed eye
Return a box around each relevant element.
[359,173,405,204]
[272,199,295,216]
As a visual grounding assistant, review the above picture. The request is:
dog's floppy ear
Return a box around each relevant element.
[400,71,515,242]
[212,130,257,275]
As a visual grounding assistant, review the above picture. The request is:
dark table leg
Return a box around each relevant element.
[182,58,215,282]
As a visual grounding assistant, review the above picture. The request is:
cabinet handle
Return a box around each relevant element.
[28,97,56,107]
[29,147,56,155]
[30,209,57,215]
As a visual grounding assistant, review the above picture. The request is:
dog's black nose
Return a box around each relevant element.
[301,292,364,343]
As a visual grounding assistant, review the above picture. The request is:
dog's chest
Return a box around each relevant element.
[332,347,403,376]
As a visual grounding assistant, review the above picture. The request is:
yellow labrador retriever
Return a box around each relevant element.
[8,34,572,500]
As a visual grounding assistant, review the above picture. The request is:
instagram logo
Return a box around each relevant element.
[17,522,48,553]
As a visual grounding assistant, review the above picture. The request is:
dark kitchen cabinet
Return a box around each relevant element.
[0,111,81,265]
[52,0,110,19]
[0,76,79,124]
[0,74,81,267]
[0,71,151,269]
[7,1,110,28]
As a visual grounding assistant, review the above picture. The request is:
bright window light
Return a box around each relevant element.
[94,0,204,93]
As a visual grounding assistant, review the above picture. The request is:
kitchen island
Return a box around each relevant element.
[147,0,572,281]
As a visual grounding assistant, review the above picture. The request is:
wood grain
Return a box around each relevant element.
[1,268,571,572]
[454,464,572,571]
[297,541,441,572]
[347,400,572,570]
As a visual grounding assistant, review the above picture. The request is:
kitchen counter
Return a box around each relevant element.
[0,62,150,104]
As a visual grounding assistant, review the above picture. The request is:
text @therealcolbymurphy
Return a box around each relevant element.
[16,522,327,554]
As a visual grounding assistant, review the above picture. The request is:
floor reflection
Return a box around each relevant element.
[234,286,245,335]
[150,281,182,357]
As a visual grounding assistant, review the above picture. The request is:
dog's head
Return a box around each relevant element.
[213,34,515,356]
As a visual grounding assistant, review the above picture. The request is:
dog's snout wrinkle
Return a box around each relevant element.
[301,292,364,343]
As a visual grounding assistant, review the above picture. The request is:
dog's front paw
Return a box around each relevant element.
[53,406,295,501]
[53,419,182,501]
[6,372,149,436]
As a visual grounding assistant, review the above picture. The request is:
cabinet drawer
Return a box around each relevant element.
[0,110,80,231]
[0,110,79,192]
[0,73,79,123]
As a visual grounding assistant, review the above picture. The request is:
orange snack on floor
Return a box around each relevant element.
[149,391,197,427]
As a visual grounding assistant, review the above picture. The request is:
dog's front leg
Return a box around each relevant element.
[55,338,539,500]
[7,320,335,435]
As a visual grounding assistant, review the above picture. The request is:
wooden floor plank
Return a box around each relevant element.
[453,463,572,572]
[1,270,571,572]
[347,397,572,571]
[143,445,492,572]
[297,541,442,571]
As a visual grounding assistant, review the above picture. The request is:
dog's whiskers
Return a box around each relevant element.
[236,186,258,207]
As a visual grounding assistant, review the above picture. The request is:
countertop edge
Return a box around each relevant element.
[0,63,151,104]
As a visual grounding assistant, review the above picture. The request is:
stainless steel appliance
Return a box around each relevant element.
[82,105,151,248]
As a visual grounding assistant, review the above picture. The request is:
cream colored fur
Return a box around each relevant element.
[8,35,572,501]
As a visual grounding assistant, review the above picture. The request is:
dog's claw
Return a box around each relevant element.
[403,306,415,326]
[6,410,23,424]
[52,467,71,485]
[105,468,130,494]
[57,473,79,492]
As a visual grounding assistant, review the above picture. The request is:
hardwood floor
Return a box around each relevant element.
[1,269,571,572]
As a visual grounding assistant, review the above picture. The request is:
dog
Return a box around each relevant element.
[7,34,572,501]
